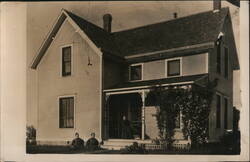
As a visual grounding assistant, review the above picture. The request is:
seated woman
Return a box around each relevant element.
[86,132,99,151]
[71,132,84,150]
[121,115,132,139]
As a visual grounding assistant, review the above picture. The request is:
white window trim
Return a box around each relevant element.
[205,52,209,73]
[60,44,74,77]
[58,94,76,129]
[165,57,182,78]
[129,63,144,82]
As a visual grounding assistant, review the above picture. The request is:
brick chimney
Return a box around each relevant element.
[103,14,112,33]
[213,0,221,11]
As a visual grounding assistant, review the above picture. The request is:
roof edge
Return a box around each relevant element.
[124,42,214,60]
[112,7,230,34]
[30,10,67,69]
[104,74,208,93]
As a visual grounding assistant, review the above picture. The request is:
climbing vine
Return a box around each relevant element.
[149,79,217,148]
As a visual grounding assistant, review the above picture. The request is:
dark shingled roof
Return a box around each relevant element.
[111,8,229,57]
[104,74,208,91]
[65,8,229,58]
[65,10,121,55]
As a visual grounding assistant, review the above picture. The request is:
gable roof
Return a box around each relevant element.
[64,10,121,55]
[31,7,239,70]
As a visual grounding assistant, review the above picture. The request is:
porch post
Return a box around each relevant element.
[104,94,110,140]
[140,91,148,140]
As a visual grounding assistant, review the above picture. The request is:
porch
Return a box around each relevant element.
[102,88,191,150]
[102,74,208,149]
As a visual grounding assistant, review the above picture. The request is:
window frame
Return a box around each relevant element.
[216,93,222,129]
[60,44,73,77]
[224,46,229,79]
[58,94,76,129]
[165,57,182,78]
[224,96,229,130]
[129,63,143,81]
[174,110,182,130]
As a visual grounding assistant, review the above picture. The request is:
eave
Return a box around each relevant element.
[125,42,214,64]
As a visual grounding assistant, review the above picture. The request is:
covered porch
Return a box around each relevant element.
[103,89,156,141]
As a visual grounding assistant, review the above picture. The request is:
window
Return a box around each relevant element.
[224,47,229,78]
[167,59,181,77]
[216,38,222,74]
[62,46,72,76]
[59,97,74,128]
[216,94,221,128]
[130,64,142,81]
[224,97,228,129]
[175,110,181,129]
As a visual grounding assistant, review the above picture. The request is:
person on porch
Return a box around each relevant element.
[121,115,132,139]
[71,132,84,150]
[86,132,99,151]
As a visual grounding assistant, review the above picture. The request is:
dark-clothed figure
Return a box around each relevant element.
[121,115,132,139]
[71,132,84,150]
[86,132,99,151]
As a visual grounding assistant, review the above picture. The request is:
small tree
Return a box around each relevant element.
[180,83,215,147]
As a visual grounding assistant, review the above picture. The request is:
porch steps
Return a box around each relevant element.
[101,139,152,150]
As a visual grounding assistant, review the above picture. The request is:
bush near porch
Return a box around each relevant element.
[147,80,217,148]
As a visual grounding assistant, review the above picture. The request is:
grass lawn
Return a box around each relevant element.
[26,144,240,154]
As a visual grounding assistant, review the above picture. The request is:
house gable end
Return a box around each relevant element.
[222,13,240,70]
[30,9,102,69]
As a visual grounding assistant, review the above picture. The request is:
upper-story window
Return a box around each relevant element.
[62,46,72,77]
[129,64,142,81]
[224,47,229,78]
[216,37,222,74]
[166,59,181,77]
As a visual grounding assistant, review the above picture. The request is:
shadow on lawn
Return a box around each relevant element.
[26,141,240,155]
[26,145,117,154]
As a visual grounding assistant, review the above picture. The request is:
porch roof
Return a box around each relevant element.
[104,74,208,93]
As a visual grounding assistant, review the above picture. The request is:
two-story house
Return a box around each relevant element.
[30,2,239,149]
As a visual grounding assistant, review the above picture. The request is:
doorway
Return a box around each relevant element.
[108,93,142,139]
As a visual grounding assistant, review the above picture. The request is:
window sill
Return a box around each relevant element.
[129,79,143,82]
[166,74,181,78]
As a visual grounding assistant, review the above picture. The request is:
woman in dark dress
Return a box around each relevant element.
[121,115,132,139]
[86,132,99,151]
[71,132,84,150]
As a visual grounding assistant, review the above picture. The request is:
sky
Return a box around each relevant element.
[27,1,240,127]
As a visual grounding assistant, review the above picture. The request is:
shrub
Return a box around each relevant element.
[26,125,36,145]
[220,130,240,154]
[120,142,147,154]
